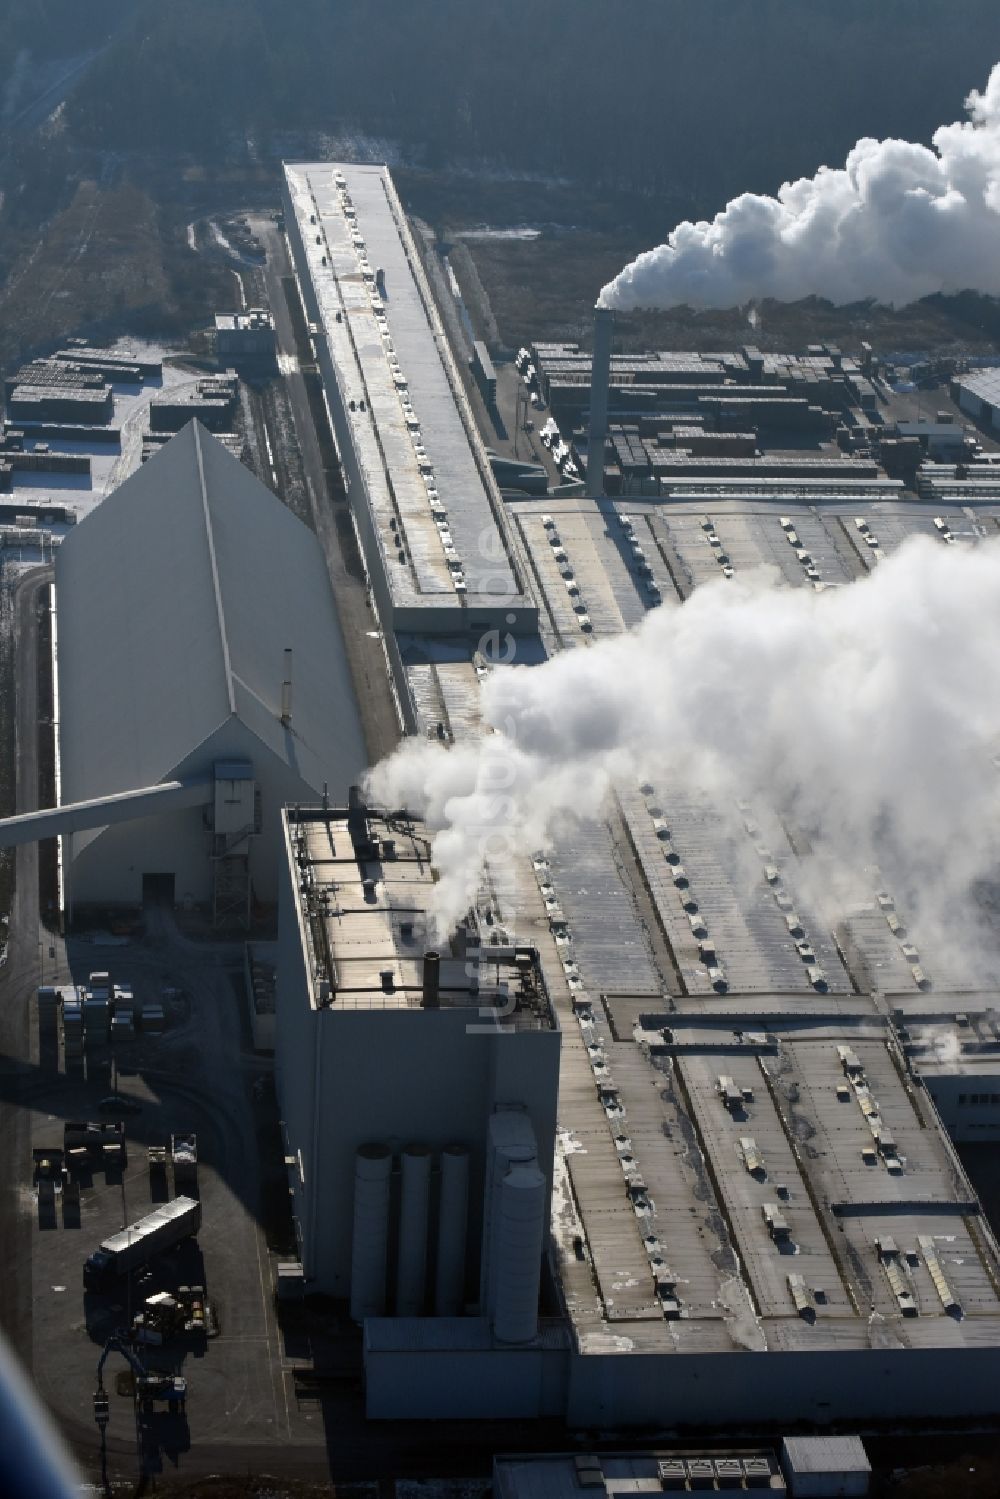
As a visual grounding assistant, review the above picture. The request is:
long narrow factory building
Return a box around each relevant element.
[283,161,537,642]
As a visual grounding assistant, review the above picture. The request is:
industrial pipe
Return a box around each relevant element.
[0,778,213,850]
[422,950,441,1009]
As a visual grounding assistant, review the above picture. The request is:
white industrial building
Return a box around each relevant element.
[275,802,560,1344]
[214,309,276,360]
[953,366,1000,429]
[265,159,1000,1429]
[55,421,367,923]
[781,1437,871,1497]
[282,161,537,645]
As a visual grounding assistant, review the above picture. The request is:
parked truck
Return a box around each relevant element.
[171,1132,198,1188]
[83,1195,201,1292]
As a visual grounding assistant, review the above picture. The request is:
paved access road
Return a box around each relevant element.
[0,566,66,1369]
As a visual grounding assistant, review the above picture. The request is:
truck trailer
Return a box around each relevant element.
[83,1195,201,1292]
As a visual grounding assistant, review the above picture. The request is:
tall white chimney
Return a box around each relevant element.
[586,305,614,497]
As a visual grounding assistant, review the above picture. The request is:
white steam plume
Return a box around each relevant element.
[366,537,1000,950]
[600,65,1000,312]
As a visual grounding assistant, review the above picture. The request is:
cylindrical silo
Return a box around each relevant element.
[481,1111,539,1316]
[434,1144,470,1316]
[586,304,614,497]
[493,1162,546,1345]
[396,1143,432,1315]
[349,1143,392,1323]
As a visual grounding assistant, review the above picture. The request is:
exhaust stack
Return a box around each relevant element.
[586,305,613,497]
[422,950,441,1009]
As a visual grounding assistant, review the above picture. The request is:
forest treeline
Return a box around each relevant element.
[5,1,1000,215]
[0,0,124,60]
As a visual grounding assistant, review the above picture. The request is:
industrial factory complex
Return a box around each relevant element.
[9,157,1000,1486]
[278,162,1000,1427]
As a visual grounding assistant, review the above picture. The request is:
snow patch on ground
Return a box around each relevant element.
[455,227,542,241]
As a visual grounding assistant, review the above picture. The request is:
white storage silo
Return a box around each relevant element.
[434,1143,470,1315]
[396,1143,433,1315]
[492,1161,546,1344]
[349,1143,392,1323]
[481,1110,539,1317]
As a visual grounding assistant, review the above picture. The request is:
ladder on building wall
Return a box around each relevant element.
[212,850,252,929]
[208,784,261,930]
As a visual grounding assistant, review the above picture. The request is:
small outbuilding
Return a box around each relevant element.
[781,1435,871,1497]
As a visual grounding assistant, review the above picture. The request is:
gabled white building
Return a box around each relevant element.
[55,421,367,921]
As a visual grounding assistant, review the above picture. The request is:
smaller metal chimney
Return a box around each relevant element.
[280,648,293,725]
[347,784,366,835]
[422,950,441,1009]
[586,305,614,497]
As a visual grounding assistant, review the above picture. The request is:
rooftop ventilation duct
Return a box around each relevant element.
[347,784,367,836]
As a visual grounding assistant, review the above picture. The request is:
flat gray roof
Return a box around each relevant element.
[388,495,1000,1362]
[285,804,555,1030]
[284,163,531,619]
[11,384,109,404]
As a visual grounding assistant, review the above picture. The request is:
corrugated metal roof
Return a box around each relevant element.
[782,1435,871,1474]
[955,368,1000,408]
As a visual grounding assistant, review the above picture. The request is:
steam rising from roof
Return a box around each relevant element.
[600,65,1000,312]
[366,537,1000,951]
